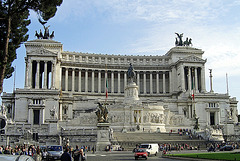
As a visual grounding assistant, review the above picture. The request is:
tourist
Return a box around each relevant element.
[61,147,72,161]
[42,149,48,161]
[79,149,86,161]
[73,145,80,161]
[33,148,42,161]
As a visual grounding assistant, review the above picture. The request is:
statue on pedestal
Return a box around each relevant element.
[50,105,58,120]
[127,63,136,83]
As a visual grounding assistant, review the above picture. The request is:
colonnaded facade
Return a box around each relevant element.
[1,35,240,146]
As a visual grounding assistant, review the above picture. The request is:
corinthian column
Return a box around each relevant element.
[36,60,40,89]
[85,70,88,92]
[156,71,159,93]
[78,69,81,92]
[137,71,140,94]
[111,71,114,93]
[65,68,68,91]
[72,68,75,92]
[25,58,28,88]
[195,68,198,93]
[51,60,56,89]
[169,70,172,93]
[163,72,166,93]
[92,70,95,93]
[124,71,127,88]
[201,66,206,92]
[44,61,47,89]
[188,67,191,91]
[181,65,185,91]
[150,71,153,94]
[143,71,146,94]
[118,71,120,93]
[98,70,101,93]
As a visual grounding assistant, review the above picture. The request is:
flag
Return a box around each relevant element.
[191,91,194,100]
[105,78,108,99]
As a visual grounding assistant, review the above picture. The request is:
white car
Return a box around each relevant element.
[139,143,159,156]
[47,145,63,160]
[0,155,35,161]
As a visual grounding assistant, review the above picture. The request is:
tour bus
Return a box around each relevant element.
[138,143,159,156]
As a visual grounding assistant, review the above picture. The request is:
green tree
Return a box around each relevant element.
[0,0,63,94]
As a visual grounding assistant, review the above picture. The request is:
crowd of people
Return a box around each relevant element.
[0,144,42,160]
[0,144,93,161]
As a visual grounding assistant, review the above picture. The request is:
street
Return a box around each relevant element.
[85,151,183,161]
[83,149,240,161]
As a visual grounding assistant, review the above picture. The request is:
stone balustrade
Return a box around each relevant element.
[61,52,170,66]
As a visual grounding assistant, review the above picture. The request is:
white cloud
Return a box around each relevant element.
[54,0,227,23]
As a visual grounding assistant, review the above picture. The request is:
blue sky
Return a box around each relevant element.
[2,0,240,112]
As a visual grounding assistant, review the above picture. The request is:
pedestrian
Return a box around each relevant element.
[42,149,48,161]
[80,149,86,161]
[61,147,72,161]
[73,145,80,161]
[33,148,42,161]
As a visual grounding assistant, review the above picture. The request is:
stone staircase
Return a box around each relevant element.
[111,132,206,151]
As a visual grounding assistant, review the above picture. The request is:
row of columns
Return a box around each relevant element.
[181,66,205,92]
[25,59,56,89]
[62,68,170,94]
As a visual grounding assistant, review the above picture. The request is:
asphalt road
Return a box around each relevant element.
[85,151,182,161]
[84,149,240,161]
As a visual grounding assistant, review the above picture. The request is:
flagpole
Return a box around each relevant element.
[191,68,196,118]
[226,73,229,95]
[105,64,108,103]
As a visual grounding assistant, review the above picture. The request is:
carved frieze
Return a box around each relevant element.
[181,55,206,63]
[27,48,57,56]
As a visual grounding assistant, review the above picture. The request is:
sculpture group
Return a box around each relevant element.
[95,102,109,123]
[35,18,54,39]
[175,33,192,47]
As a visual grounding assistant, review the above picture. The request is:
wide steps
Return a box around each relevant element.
[111,132,206,151]
[113,132,192,142]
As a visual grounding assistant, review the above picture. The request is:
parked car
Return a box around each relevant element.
[47,145,63,160]
[134,148,148,160]
[0,155,34,161]
[219,145,234,151]
[207,145,216,152]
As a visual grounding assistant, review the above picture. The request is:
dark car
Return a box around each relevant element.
[207,146,216,152]
[219,145,234,151]
[134,148,148,160]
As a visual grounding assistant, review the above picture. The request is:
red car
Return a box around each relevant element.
[134,148,148,160]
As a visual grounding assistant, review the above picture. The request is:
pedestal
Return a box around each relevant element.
[46,119,58,135]
[96,123,111,151]
[224,120,235,136]
[124,82,140,104]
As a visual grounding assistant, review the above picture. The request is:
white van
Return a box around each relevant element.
[139,143,159,156]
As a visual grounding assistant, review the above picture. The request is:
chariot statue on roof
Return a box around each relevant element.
[35,18,54,39]
[175,32,193,47]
